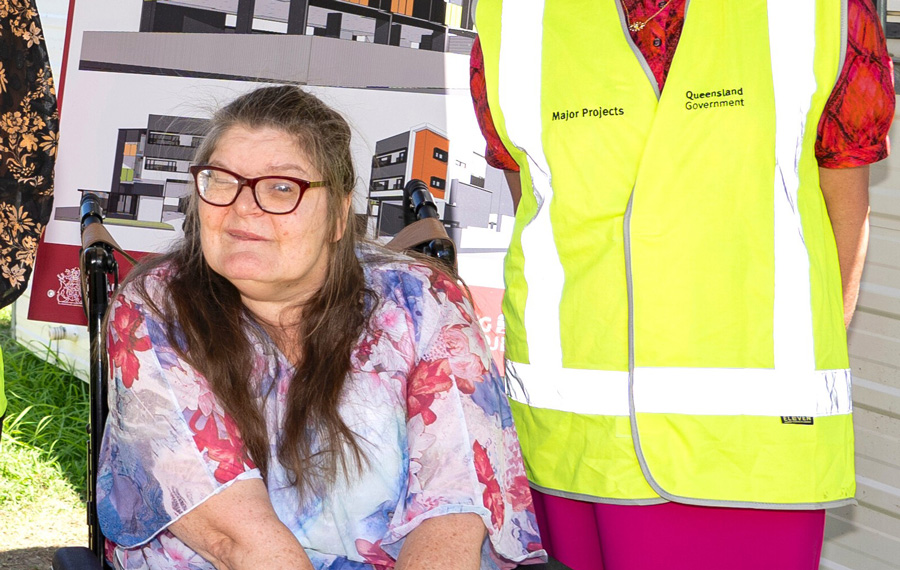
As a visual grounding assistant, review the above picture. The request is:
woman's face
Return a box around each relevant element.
[199,125,343,317]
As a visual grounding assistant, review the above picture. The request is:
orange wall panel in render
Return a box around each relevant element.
[391,0,414,16]
[411,129,449,199]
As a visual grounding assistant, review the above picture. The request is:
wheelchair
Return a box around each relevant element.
[52,180,457,570]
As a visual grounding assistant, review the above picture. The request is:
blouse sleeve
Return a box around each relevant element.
[96,272,261,548]
[816,0,895,168]
[470,36,522,173]
[381,266,545,568]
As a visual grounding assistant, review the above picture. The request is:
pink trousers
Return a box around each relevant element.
[532,489,826,570]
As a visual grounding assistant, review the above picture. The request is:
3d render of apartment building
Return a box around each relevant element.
[368,125,449,235]
[138,0,475,54]
[108,115,207,224]
[367,124,515,247]
[58,115,208,229]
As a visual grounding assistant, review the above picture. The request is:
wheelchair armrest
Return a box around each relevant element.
[52,547,104,570]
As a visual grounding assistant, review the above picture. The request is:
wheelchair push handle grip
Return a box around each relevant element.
[402,179,456,271]
[406,178,440,222]
[80,192,105,233]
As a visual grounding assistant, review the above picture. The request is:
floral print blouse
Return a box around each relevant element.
[97,253,545,569]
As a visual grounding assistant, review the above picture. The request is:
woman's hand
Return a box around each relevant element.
[395,513,486,570]
[169,477,312,570]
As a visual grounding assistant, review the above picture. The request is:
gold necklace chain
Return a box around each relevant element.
[622,0,675,32]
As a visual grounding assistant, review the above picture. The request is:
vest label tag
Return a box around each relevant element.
[781,416,814,425]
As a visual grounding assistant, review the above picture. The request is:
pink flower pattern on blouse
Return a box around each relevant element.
[97,251,545,570]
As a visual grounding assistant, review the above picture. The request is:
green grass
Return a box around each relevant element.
[0,306,88,507]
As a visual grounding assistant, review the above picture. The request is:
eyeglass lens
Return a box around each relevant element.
[196,168,302,213]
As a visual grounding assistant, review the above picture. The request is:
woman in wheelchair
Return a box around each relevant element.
[95,85,543,570]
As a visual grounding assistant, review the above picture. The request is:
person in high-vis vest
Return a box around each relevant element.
[471,0,894,568]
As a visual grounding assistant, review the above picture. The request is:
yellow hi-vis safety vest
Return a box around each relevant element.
[477,0,854,508]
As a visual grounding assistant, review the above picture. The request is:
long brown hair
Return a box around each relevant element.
[127,85,370,495]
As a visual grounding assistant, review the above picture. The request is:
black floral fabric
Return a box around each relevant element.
[0,0,57,308]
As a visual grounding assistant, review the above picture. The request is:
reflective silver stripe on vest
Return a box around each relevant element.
[509,362,850,417]
[633,367,852,416]
[498,0,566,368]
[769,0,819,375]
[506,361,631,416]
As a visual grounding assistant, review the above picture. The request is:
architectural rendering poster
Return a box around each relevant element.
[29,0,514,367]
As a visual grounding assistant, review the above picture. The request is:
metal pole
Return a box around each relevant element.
[877,0,887,33]
[236,0,256,33]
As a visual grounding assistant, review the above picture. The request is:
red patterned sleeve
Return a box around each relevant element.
[470,37,521,172]
[816,0,895,168]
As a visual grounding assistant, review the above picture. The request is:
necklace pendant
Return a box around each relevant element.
[629,21,646,32]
